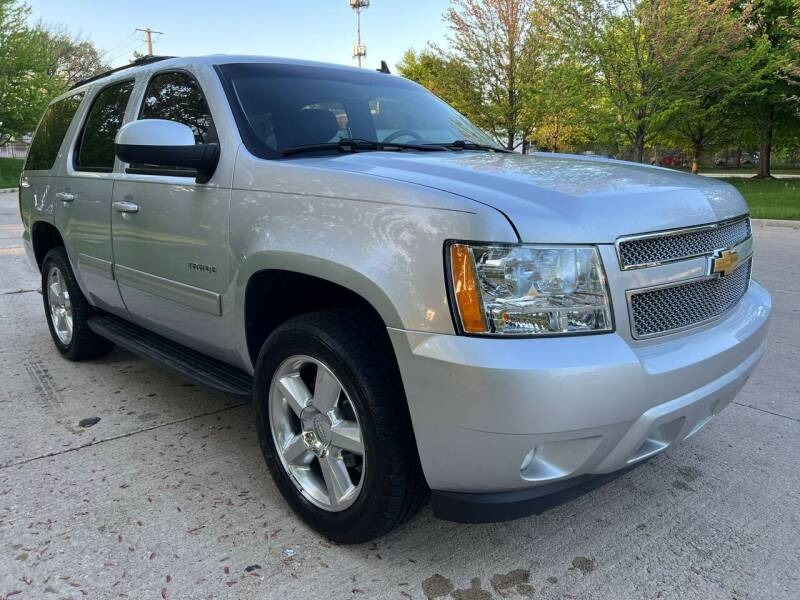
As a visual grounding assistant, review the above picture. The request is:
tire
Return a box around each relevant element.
[41,247,114,361]
[254,309,427,543]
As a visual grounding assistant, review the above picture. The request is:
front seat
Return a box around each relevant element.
[292,109,340,147]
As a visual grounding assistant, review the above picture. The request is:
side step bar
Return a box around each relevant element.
[88,315,253,399]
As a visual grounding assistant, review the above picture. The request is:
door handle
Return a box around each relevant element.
[113,201,139,214]
[56,192,75,202]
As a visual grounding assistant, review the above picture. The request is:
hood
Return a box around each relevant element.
[299,151,749,243]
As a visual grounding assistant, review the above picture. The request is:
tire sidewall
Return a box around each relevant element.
[41,249,76,356]
[254,323,392,541]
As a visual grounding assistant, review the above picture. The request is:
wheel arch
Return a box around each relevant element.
[241,262,403,369]
[31,220,66,272]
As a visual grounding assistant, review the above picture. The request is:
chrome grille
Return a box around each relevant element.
[629,259,752,339]
[617,217,751,269]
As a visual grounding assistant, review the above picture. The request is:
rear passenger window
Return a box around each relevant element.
[25,93,85,171]
[75,80,135,172]
[139,72,217,144]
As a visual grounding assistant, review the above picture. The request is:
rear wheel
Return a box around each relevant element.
[254,309,426,543]
[41,247,114,361]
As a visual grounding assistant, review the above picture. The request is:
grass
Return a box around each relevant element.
[0,157,24,188]
[696,166,800,175]
[722,178,800,220]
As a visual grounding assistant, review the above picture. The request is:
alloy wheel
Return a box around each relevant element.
[268,355,366,512]
[47,266,73,346]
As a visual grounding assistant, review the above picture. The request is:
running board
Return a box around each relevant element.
[88,315,253,399]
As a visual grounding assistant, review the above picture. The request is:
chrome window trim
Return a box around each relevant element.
[626,253,753,340]
[615,214,750,271]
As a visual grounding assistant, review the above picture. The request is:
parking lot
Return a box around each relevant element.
[0,189,798,600]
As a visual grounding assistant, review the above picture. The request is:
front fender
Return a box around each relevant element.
[227,168,517,335]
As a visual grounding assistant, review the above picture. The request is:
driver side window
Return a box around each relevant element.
[134,71,217,174]
[140,71,217,144]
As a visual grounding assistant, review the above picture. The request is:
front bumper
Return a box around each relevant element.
[389,281,771,518]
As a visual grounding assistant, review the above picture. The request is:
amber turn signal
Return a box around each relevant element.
[449,243,487,333]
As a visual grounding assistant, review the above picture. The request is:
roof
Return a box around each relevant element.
[69,54,379,91]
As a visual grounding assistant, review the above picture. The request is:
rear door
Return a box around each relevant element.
[110,69,232,356]
[20,93,85,268]
[57,79,136,313]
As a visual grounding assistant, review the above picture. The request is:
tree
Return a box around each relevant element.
[396,46,484,126]
[0,0,58,145]
[530,60,597,152]
[42,26,108,87]
[550,0,757,163]
[656,3,758,173]
[736,0,800,177]
[445,0,539,149]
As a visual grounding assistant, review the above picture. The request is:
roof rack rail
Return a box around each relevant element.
[70,55,175,90]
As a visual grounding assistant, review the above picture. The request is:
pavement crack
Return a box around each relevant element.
[0,403,248,471]
[732,401,800,423]
[2,288,39,295]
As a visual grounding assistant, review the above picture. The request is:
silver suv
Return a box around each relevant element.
[19,55,771,543]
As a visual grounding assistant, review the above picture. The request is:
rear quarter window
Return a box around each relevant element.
[24,93,85,171]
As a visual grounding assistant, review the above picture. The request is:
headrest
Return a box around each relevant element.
[293,109,340,147]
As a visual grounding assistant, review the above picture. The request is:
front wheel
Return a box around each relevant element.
[254,309,426,543]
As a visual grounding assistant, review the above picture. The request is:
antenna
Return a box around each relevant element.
[350,0,369,67]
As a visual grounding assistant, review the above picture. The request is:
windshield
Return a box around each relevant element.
[215,62,501,158]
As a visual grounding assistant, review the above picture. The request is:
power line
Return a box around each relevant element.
[101,31,137,58]
[104,39,141,63]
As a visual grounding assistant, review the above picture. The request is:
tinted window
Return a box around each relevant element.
[140,72,216,143]
[216,63,499,159]
[75,80,134,172]
[25,93,84,171]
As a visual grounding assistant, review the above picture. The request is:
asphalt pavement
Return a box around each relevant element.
[0,190,798,600]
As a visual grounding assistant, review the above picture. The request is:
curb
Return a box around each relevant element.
[752,218,800,230]
[0,188,18,193]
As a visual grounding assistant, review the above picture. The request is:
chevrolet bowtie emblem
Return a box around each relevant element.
[710,249,739,277]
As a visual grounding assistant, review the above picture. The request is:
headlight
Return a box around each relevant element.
[447,242,613,336]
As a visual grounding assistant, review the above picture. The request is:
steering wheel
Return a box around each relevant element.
[382,129,423,144]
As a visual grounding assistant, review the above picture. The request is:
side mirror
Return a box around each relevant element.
[115,119,219,184]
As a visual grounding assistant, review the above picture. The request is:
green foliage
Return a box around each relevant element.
[0,0,62,145]
[397,47,485,127]
[43,26,108,87]
[444,0,540,149]
[0,157,24,187]
[735,0,800,176]
[0,0,107,145]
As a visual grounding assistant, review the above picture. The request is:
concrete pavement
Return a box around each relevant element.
[0,190,798,599]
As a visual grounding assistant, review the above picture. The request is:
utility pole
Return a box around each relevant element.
[349,0,369,67]
[136,27,163,56]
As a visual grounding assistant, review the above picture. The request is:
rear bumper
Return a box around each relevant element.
[22,231,38,273]
[389,281,771,507]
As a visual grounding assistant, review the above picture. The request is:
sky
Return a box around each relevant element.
[27,0,452,70]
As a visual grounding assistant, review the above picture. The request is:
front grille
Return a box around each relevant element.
[618,217,751,269]
[629,258,752,339]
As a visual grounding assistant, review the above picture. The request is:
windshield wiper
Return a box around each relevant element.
[427,140,511,153]
[282,138,447,157]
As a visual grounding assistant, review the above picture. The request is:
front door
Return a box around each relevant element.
[110,70,231,356]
